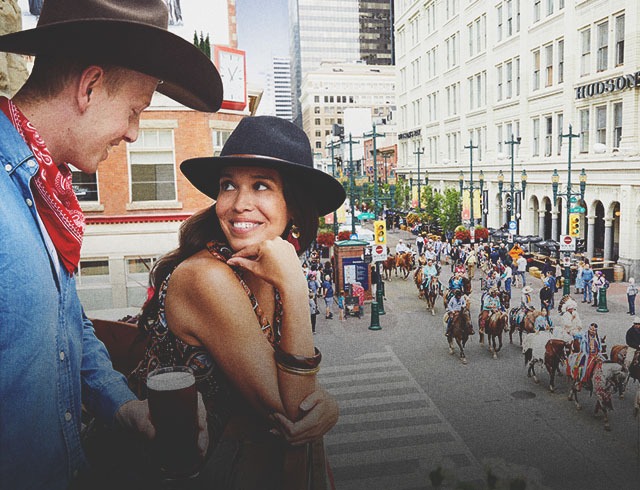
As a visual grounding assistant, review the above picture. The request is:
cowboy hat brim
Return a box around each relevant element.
[180,155,346,216]
[0,20,222,112]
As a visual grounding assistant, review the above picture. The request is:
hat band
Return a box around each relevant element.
[223,154,294,165]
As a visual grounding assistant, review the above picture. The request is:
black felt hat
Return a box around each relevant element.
[181,116,346,216]
[0,0,223,112]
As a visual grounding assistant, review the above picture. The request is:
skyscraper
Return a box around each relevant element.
[289,0,393,125]
[272,56,293,121]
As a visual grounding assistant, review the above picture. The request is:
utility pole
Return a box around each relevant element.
[326,139,342,237]
[413,147,425,211]
[363,123,385,219]
[461,139,478,224]
[344,133,358,236]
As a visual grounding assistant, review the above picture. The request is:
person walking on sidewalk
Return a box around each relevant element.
[627,278,638,315]
[581,263,594,303]
[321,274,334,319]
[516,255,527,287]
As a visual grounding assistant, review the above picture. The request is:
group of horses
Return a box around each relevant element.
[407,263,639,430]
[382,251,415,281]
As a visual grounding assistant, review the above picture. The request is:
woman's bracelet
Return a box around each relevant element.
[274,345,322,370]
[276,362,320,376]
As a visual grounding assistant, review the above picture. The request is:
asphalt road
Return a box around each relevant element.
[314,228,640,490]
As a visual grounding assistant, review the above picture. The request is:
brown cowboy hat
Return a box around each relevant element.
[0,0,222,112]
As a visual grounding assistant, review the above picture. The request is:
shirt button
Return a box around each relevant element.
[65,411,72,422]
[60,351,65,361]
[25,198,33,207]
[4,164,11,172]
[27,160,35,168]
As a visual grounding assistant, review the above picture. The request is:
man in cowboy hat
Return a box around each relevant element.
[0,1,222,488]
[625,317,640,371]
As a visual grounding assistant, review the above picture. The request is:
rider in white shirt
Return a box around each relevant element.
[395,239,410,255]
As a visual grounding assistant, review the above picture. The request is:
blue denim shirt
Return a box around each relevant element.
[0,113,136,489]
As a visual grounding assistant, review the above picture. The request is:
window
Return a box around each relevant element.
[581,28,591,76]
[315,141,322,149]
[559,0,564,8]
[532,118,540,156]
[615,15,625,66]
[546,0,553,16]
[497,5,503,42]
[557,39,564,83]
[506,0,513,37]
[614,102,622,148]
[515,57,520,95]
[314,96,319,103]
[597,21,608,72]
[533,50,540,90]
[497,124,503,153]
[468,24,473,57]
[314,106,320,114]
[544,116,552,156]
[452,33,458,66]
[497,65,503,101]
[475,18,481,52]
[128,129,176,202]
[70,165,98,202]
[533,0,540,22]
[516,0,520,32]
[506,61,513,98]
[596,105,606,145]
[476,74,482,107]
[557,113,563,155]
[545,45,553,87]
[580,109,590,152]
[468,77,473,109]
[452,83,458,115]
[314,118,321,125]
[77,260,110,286]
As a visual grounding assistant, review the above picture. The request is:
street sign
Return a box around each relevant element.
[570,206,586,213]
[507,232,514,243]
[508,244,524,260]
[563,256,571,266]
[559,234,576,251]
[508,220,517,232]
[358,212,375,220]
[372,244,388,262]
[350,233,358,240]
[570,196,578,203]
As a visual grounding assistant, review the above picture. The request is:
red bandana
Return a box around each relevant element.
[1,97,84,273]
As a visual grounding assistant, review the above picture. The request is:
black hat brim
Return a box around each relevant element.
[181,155,346,216]
[0,20,223,112]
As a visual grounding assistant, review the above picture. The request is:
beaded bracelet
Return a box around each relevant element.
[274,345,322,370]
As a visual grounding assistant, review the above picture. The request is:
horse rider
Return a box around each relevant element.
[513,285,535,325]
[553,298,582,341]
[624,316,640,370]
[568,322,603,388]
[465,250,478,280]
[448,272,464,293]
[421,258,438,292]
[424,245,436,263]
[395,239,410,255]
[454,261,466,276]
[446,289,472,336]
[481,270,499,305]
[534,307,552,332]
[479,287,501,333]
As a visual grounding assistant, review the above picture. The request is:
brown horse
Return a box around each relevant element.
[446,306,473,364]
[396,252,414,280]
[524,337,568,392]
[382,254,397,280]
[414,268,425,298]
[508,307,541,345]
[498,290,511,310]
[610,344,640,395]
[480,311,509,359]
[567,359,625,431]
[424,278,443,315]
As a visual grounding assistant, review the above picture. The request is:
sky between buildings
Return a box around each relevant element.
[236,0,290,85]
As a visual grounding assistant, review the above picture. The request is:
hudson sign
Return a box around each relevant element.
[575,71,640,100]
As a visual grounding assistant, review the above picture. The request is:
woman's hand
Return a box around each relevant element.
[269,389,339,446]
[227,237,305,293]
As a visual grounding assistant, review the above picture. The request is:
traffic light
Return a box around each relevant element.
[374,220,386,245]
[569,213,580,237]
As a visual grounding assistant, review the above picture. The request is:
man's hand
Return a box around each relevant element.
[269,389,338,446]
[115,393,209,457]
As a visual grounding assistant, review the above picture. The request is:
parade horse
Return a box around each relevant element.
[396,252,414,280]
[567,357,625,431]
[424,278,444,316]
[524,337,573,393]
[413,267,425,298]
[480,311,509,359]
[382,254,397,280]
[443,277,472,308]
[508,307,542,345]
[498,289,511,310]
[610,344,640,397]
[445,305,473,364]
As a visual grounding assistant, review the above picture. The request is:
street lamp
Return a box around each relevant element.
[552,124,586,296]
[326,139,341,237]
[497,134,525,234]
[458,139,482,226]
[413,147,425,211]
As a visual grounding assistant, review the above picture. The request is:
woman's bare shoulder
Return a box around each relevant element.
[169,250,240,297]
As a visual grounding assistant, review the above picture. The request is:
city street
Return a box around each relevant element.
[314,229,640,490]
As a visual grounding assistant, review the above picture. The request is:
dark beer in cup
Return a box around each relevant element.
[146,367,200,478]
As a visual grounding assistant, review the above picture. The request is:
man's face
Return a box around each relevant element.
[70,69,157,173]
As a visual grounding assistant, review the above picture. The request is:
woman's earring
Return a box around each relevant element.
[287,224,301,251]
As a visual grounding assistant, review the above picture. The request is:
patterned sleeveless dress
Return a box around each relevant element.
[128,241,283,440]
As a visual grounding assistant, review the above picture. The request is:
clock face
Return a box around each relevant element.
[218,50,245,104]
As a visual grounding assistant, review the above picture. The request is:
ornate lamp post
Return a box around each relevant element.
[497,134,526,234]
[326,140,341,237]
[413,147,425,211]
[552,124,586,296]
[458,140,483,226]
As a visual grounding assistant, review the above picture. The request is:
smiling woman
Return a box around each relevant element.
[128,116,345,485]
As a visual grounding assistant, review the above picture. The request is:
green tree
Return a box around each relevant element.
[421,185,443,224]
[193,31,199,49]
[437,187,462,233]
[204,33,211,58]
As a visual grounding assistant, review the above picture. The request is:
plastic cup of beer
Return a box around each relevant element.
[146,366,200,479]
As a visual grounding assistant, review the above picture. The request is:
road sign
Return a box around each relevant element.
[570,206,585,213]
[508,244,524,259]
[508,232,514,243]
[559,234,576,251]
[372,244,388,262]
[570,196,578,203]
[350,233,358,240]
[563,256,571,266]
[508,220,517,232]
[358,212,375,220]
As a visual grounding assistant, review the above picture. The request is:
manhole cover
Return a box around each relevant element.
[510,390,536,400]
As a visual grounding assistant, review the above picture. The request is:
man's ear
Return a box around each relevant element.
[76,66,105,112]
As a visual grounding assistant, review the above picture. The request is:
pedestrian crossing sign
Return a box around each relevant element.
[508,244,524,259]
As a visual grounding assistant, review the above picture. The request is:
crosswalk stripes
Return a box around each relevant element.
[319,346,483,490]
